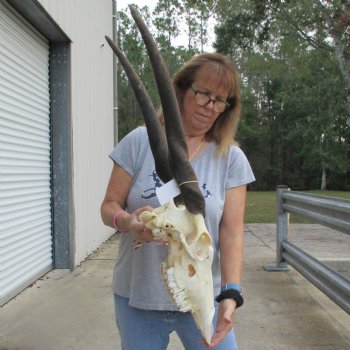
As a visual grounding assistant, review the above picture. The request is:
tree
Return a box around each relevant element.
[214,0,350,190]
[116,2,198,138]
[117,5,157,138]
[153,0,183,75]
[182,0,214,52]
[214,0,350,115]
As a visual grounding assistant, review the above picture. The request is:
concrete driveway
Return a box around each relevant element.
[1,224,350,350]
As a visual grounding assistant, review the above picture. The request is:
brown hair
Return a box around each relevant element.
[165,53,241,155]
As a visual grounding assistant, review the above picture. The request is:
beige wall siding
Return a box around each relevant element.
[38,0,115,265]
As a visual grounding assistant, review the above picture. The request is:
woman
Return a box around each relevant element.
[101,53,255,350]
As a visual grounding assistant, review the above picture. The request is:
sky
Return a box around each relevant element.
[117,0,157,12]
[116,0,216,51]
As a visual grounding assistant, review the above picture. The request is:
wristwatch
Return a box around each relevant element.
[221,283,242,294]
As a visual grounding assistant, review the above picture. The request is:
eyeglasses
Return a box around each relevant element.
[191,85,231,113]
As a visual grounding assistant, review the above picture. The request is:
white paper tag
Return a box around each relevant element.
[156,179,180,205]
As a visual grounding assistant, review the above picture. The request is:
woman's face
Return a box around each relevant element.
[181,66,230,136]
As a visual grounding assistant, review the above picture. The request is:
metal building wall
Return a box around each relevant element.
[38,0,115,265]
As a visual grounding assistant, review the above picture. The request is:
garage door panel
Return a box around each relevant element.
[0,2,52,306]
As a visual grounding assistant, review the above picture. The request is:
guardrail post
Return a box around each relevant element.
[264,185,290,271]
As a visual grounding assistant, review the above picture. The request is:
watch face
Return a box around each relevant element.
[221,284,242,293]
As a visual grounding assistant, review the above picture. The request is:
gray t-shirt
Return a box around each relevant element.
[109,126,255,311]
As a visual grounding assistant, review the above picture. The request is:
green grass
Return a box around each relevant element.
[245,190,350,224]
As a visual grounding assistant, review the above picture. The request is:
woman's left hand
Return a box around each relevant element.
[200,299,237,348]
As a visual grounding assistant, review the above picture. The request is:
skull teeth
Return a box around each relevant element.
[160,264,191,312]
[179,304,191,312]
[174,291,185,302]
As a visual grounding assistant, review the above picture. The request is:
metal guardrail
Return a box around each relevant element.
[265,186,350,314]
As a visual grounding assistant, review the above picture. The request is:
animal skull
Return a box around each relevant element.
[139,200,214,343]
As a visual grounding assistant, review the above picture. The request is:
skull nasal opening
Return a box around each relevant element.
[188,264,196,277]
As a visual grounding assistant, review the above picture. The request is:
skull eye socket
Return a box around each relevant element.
[196,233,212,260]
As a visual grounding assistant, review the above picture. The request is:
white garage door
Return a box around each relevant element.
[0,2,52,305]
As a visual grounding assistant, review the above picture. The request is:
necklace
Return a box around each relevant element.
[189,137,205,161]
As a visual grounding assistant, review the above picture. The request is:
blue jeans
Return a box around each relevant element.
[114,294,237,350]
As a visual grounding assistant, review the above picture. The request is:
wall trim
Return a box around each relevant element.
[6,0,70,42]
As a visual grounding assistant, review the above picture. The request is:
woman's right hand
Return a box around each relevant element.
[118,206,159,249]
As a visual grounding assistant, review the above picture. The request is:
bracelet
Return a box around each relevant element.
[215,289,244,308]
[113,210,128,231]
